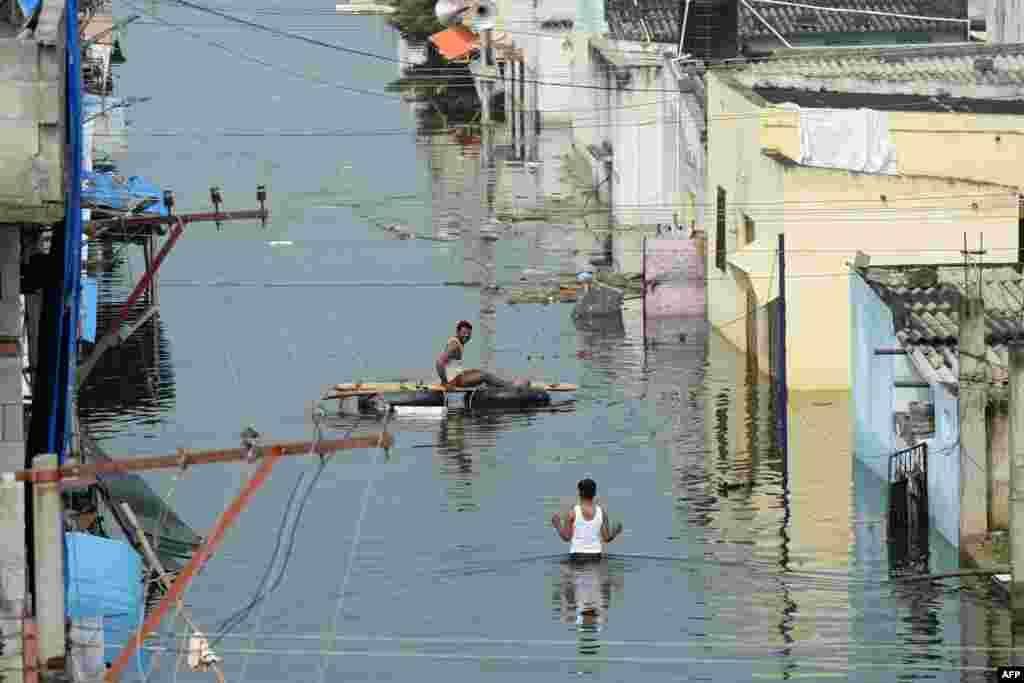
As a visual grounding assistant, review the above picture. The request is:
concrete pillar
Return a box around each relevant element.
[1010,344,1024,623]
[0,229,26,683]
[480,30,493,125]
[0,473,26,683]
[0,229,24,470]
[31,453,64,669]
[960,294,989,558]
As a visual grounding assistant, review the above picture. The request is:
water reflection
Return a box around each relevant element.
[553,558,624,634]
[78,257,177,437]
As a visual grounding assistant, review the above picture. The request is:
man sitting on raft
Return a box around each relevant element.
[436,320,528,391]
[551,478,623,561]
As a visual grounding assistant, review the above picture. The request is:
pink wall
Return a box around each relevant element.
[643,234,706,319]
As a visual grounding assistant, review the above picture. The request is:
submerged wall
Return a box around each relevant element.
[850,274,960,549]
[643,235,706,319]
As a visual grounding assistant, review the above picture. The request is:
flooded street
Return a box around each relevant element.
[77,7,1021,681]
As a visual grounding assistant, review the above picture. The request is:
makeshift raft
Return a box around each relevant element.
[324,381,578,416]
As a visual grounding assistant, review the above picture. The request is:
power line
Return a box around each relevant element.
[119,0,403,99]
[131,0,1024,100]
[131,0,895,95]
[158,0,407,64]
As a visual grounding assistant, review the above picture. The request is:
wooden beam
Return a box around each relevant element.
[12,434,392,483]
[325,381,578,399]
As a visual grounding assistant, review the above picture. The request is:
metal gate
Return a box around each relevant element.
[888,442,929,571]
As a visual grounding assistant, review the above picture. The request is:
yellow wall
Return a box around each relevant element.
[763,109,1024,191]
[782,168,1016,389]
[705,73,786,354]
[787,390,854,571]
[700,330,854,638]
[707,73,1021,390]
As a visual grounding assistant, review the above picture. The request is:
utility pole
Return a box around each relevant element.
[776,233,788,456]
[10,431,393,683]
[30,454,63,675]
[1010,340,1024,624]
[78,186,269,389]
[480,28,493,125]
[13,433,392,484]
[120,503,225,682]
[960,233,989,560]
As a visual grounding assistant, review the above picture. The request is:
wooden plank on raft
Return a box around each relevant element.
[325,381,578,399]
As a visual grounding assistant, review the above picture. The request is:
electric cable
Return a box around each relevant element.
[119,0,404,99]
[134,0,1016,95]
[315,409,388,683]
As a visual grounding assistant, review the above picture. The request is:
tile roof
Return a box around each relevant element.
[606,0,966,46]
[734,43,1024,98]
[739,0,966,39]
[605,0,680,43]
[860,265,1024,389]
[754,85,1024,113]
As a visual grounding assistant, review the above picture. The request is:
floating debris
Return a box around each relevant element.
[506,271,644,305]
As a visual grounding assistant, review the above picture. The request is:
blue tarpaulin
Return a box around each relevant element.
[65,532,149,669]
[16,0,39,20]
[82,170,167,215]
[79,277,97,343]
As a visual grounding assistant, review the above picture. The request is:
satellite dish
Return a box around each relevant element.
[468,0,497,31]
[435,0,469,26]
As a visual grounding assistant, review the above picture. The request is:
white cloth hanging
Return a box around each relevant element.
[784,104,898,175]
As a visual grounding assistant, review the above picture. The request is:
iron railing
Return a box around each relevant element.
[889,441,928,485]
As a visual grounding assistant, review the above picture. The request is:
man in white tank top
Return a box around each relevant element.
[551,478,623,560]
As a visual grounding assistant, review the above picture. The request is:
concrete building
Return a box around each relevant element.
[494,0,576,124]
[980,0,1024,43]
[0,0,69,678]
[851,264,1023,555]
[705,44,1024,391]
[0,0,65,226]
[732,0,968,53]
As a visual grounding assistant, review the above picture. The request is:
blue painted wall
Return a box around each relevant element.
[850,274,960,549]
[850,273,896,480]
[575,0,607,35]
[80,277,97,344]
[922,383,960,550]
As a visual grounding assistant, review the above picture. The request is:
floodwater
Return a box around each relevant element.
[78,6,1022,681]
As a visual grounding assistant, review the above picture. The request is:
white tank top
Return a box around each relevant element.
[570,504,603,555]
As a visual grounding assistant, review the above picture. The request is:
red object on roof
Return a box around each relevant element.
[429,25,479,61]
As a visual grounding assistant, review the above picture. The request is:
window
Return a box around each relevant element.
[715,187,726,271]
[744,214,755,246]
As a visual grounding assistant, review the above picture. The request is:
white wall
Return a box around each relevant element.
[536,28,575,120]
[678,91,705,232]
[986,0,1024,42]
